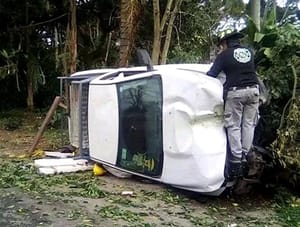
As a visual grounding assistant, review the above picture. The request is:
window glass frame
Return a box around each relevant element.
[116,75,163,177]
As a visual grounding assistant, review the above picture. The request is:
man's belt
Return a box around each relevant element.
[228,84,258,92]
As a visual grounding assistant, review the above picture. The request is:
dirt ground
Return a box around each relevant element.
[0,111,293,227]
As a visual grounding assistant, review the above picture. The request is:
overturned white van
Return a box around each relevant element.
[61,64,230,195]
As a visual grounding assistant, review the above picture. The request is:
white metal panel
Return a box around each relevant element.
[160,69,227,193]
[88,84,119,164]
[81,64,227,194]
[69,84,80,148]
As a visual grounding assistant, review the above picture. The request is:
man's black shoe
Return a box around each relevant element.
[227,161,242,180]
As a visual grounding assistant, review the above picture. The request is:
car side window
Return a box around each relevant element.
[116,75,163,177]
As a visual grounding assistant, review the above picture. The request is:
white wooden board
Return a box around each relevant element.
[34,158,88,168]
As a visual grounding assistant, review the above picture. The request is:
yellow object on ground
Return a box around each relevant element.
[93,163,106,176]
[31,149,45,158]
[8,149,45,159]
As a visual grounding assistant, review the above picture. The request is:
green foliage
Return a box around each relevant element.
[0,161,39,189]
[244,1,300,180]
[27,55,46,94]
[252,23,300,99]
[49,110,68,129]
[0,159,107,198]
[276,205,300,227]
[97,205,142,222]
[168,0,246,63]
[272,95,300,169]
[0,117,23,131]
[159,189,188,204]
[257,24,300,169]
[169,45,202,64]
[223,0,245,17]
[188,215,222,226]
[78,181,107,198]
[274,188,300,227]
[0,49,18,79]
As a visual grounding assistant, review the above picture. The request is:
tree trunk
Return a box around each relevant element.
[160,0,182,64]
[119,0,131,67]
[54,26,59,70]
[69,0,77,74]
[26,72,34,111]
[152,0,161,64]
[152,0,182,65]
[119,0,142,67]
[249,0,261,31]
[25,1,34,111]
[105,15,112,65]
[63,24,69,76]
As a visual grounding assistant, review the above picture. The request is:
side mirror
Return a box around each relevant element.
[136,49,154,71]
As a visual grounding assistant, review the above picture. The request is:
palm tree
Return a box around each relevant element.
[119,0,143,67]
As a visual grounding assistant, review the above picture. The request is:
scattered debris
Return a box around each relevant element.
[121,191,134,196]
[34,158,92,175]
[44,151,74,158]
[37,165,92,175]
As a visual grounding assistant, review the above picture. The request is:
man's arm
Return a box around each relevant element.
[207,54,223,78]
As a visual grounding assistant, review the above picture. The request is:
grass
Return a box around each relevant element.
[274,187,300,227]
[0,157,298,227]
[0,158,109,200]
[97,205,143,222]
[276,205,300,227]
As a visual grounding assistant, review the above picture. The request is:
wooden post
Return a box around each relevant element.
[28,96,62,155]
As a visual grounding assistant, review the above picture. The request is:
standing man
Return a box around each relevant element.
[207,30,260,180]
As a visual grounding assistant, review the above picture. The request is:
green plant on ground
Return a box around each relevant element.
[44,128,70,149]
[0,117,23,131]
[97,205,142,223]
[274,187,300,227]
[158,189,189,205]
[78,181,107,198]
[0,159,106,196]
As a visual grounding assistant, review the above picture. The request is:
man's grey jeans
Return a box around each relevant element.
[224,86,260,163]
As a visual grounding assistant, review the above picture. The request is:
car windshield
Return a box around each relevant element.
[116,75,163,177]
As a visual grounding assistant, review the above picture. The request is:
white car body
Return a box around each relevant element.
[67,64,228,195]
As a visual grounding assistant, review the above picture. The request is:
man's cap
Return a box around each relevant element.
[217,29,244,45]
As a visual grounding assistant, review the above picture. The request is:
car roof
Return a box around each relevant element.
[70,63,212,77]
